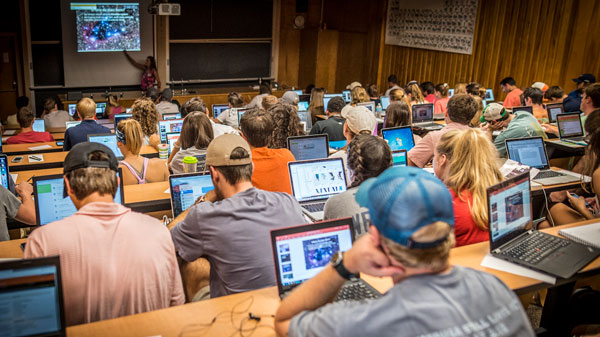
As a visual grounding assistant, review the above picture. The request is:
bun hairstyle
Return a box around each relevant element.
[435,83,450,97]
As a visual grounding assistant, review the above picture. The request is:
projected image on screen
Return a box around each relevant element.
[71,3,140,52]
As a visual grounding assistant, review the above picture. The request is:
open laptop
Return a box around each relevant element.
[166,132,180,155]
[159,119,184,143]
[0,256,66,337]
[487,172,599,279]
[113,113,132,129]
[169,172,214,218]
[323,94,343,111]
[87,133,124,160]
[162,112,181,120]
[546,103,565,124]
[380,96,390,110]
[271,218,381,300]
[32,169,125,226]
[287,134,329,161]
[68,103,77,117]
[342,90,351,103]
[357,101,376,115]
[297,109,312,132]
[0,154,10,190]
[292,89,303,96]
[33,119,45,132]
[236,108,248,126]
[505,137,580,185]
[412,103,443,131]
[212,104,229,119]
[556,113,586,145]
[485,89,495,102]
[392,150,408,167]
[95,102,107,118]
[381,126,416,151]
[448,88,455,97]
[65,121,81,129]
[298,101,309,112]
[512,106,533,115]
[288,158,347,221]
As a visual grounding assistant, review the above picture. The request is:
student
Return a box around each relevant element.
[434,129,503,246]
[469,96,485,127]
[309,96,346,141]
[124,51,161,91]
[0,182,36,241]
[268,102,305,149]
[281,91,300,106]
[543,83,600,137]
[454,82,467,94]
[421,81,436,103]
[7,107,55,144]
[351,87,370,104]
[262,95,278,110]
[564,74,596,112]
[407,94,477,167]
[389,88,412,107]
[240,109,295,194]
[64,98,110,150]
[324,134,391,237]
[500,77,523,108]
[41,96,73,128]
[170,134,306,298]
[434,83,450,115]
[466,82,482,98]
[367,84,380,107]
[346,81,362,91]
[215,92,245,127]
[384,101,422,142]
[180,97,239,138]
[384,74,400,96]
[274,167,534,337]
[116,119,169,185]
[105,95,123,121]
[405,82,426,105]
[131,98,160,150]
[24,142,184,325]
[168,112,214,174]
[308,87,325,124]
[155,88,179,118]
[246,83,271,109]
[481,102,546,157]
[544,85,567,103]
[523,87,548,122]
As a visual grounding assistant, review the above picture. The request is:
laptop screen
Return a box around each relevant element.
[448,88,454,97]
[0,155,9,189]
[162,113,181,120]
[96,102,107,117]
[546,103,564,123]
[212,104,229,118]
[236,108,248,125]
[392,150,407,167]
[32,119,45,132]
[288,158,347,203]
[382,126,415,151]
[297,110,312,130]
[292,90,303,96]
[513,106,533,115]
[298,101,309,111]
[287,135,329,161]
[505,137,549,170]
[487,172,531,247]
[0,257,64,337]
[87,134,123,159]
[159,119,184,142]
[342,90,351,103]
[166,132,180,155]
[412,103,434,122]
[169,172,214,218]
[557,113,583,138]
[113,113,132,129]
[68,104,77,116]
[485,89,494,102]
[65,121,81,129]
[380,96,390,110]
[357,102,375,114]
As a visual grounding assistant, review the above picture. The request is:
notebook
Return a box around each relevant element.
[113,113,132,130]
[559,222,600,249]
[546,103,564,123]
[32,119,46,132]
[287,134,329,161]
[159,119,184,143]
[169,172,215,218]
[381,126,416,151]
[212,104,229,119]
[87,133,124,160]
[556,113,586,144]
[166,132,180,155]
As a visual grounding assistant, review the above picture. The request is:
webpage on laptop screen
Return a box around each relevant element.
[559,115,582,137]
[489,177,531,243]
[290,161,346,202]
[159,120,184,142]
[392,151,407,167]
[171,175,214,217]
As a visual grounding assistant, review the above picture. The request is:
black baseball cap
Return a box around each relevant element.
[572,74,596,84]
[64,142,118,175]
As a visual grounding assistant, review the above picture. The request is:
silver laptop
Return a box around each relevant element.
[288,158,347,221]
[546,103,565,124]
[287,134,329,161]
[505,137,580,185]
[357,101,376,116]
[512,106,533,115]
[412,103,443,131]
[556,113,587,145]
[87,133,124,160]
[169,172,214,218]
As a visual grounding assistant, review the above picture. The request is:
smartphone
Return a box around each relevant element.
[11,156,23,163]
[56,141,63,146]
[20,242,26,251]
[570,193,591,207]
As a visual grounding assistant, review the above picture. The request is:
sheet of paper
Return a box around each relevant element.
[164,188,170,194]
[28,144,53,151]
[27,154,44,163]
[10,173,17,183]
[481,254,556,284]
[2,137,8,142]
[3,130,16,135]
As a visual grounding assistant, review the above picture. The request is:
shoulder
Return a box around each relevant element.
[273,148,295,160]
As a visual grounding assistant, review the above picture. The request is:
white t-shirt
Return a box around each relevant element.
[216,108,241,128]
[211,120,239,138]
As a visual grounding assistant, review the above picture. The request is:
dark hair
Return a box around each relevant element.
[544,86,565,100]
[213,147,253,185]
[584,83,600,108]
[420,81,435,95]
[523,87,544,105]
[240,108,273,148]
[146,87,160,101]
[447,94,478,124]
[180,112,213,150]
[582,110,600,189]
[16,96,29,109]
[466,82,481,96]
[43,97,57,112]
[180,97,207,117]
[435,83,449,97]
[268,102,305,148]
[66,151,118,200]
[259,83,271,95]
[388,74,398,84]
[305,84,315,95]
[384,101,412,128]
[347,135,392,188]
[228,92,244,108]
[367,84,379,97]
[500,77,516,86]
[17,107,35,128]
[159,89,173,102]
[326,96,345,113]
[146,56,157,70]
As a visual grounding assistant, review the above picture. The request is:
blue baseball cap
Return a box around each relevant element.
[355,167,454,248]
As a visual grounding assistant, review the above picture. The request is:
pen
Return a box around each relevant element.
[27,176,34,182]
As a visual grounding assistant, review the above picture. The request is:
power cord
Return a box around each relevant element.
[540,185,555,227]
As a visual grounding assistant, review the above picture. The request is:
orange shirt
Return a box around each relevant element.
[503,88,523,108]
[434,97,450,115]
[251,147,296,194]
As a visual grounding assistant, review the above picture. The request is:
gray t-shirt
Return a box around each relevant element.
[0,186,21,241]
[323,187,370,238]
[289,266,534,337]
[43,110,73,129]
[171,187,306,298]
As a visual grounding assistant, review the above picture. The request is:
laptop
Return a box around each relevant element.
[32,169,125,226]
[485,89,495,102]
[448,88,454,97]
[287,134,329,161]
[169,172,215,218]
[95,102,107,118]
[512,106,533,115]
[299,94,311,102]
[236,108,248,126]
[166,132,180,155]
[68,103,77,117]
[212,104,229,119]
[556,113,586,145]
[342,90,351,103]
[380,96,391,110]
[412,103,443,131]
[0,154,10,190]
[505,137,580,185]
[292,89,303,96]
[298,101,309,112]
[297,109,313,132]
[271,218,381,300]
[392,150,408,167]
[33,119,45,132]
[546,103,564,124]
[487,172,599,279]
[113,113,132,129]
[87,133,124,160]
[162,112,181,120]
[381,126,416,151]
[357,101,376,115]
[288,158,348,221]
[0,256,66,337]
[126,108,132,113]
[65,121,81,129]
[159,119,184,143]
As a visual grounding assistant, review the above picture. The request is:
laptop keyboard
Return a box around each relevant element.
[533,170,565,180]
[335,279,381,301]
[302,203,325,213]
[504,232,570,264]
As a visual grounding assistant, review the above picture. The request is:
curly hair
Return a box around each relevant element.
[268,102,305,149]
[347,134,392,188]
[131,97,158,137]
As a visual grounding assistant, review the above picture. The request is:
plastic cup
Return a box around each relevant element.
[158,144,169,159]
[182,156,198,173]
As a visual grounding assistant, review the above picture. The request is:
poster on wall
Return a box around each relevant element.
[385,0,478,55]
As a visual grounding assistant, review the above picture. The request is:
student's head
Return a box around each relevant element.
[446,94,478,125]
[17,107,35,128]
[206,134,253,198]
[523,87,544,106]
[405,83,424,103]
[268,102,304,149]
[387,74,398,86]
[76,97,97,119]
[16,96,29,110]
[389,88,411,107]
[240,108,273,148]
[573,74,596,90]
[351,87,370,104]
[366,84,379,98]
[434,129,503,230]
[544,86,565,103]
[347,134,392,188]
[259,82,272,95]
[131,98,158,136]
[146,87,160,102]
[454,83,467,95]
[326,96,345,115]
[145,56,157,70]
[281,91,299,106]
[466,82,481,96]
[384,101,412,128]
[228,92,244,108]
[346,81,362,91]
[480,102,510,127]
[108,95,120,107]
[341,106,376,142]
[262,95,278,110]
[420,81,435,96]
[581,83,600,114]
[42,97,57,113]
[356,167,455,276]
[434,83,449,99]
[500,77,517,92]
[179,111,214,150]
[116,119,143,155]
[159,88,173,102]
[309,88,325,108]
[180,97,207,118]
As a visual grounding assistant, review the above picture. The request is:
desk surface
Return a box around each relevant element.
[3,142,63,154]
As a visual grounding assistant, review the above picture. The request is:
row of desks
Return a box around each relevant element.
[2,119,115,144]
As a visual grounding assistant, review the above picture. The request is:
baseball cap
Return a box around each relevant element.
[341,106,376,134]
[205,134,252,167]
[572,74,596,84]
[64,142,118,175]
[480,103,507,122]
[161,88,173,101]
[346,81,362,90]
[531,82,549,92]
[281,91,299,105]
[356,167,454,248]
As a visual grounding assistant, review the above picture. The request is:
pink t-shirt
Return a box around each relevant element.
[434,97,450,115]
[6,131,54,144]
[425,94,436,103]
[407,122,470,167]
[24,202,184,326]
[503,88,523,109]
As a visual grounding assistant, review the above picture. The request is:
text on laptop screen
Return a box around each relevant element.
[66,121,81,129]
[506,138,548,169]
[68,104,77,116]
[289,160,347,202]
[212,104,229,118]
[547,104,564,122]
[488,174,531,243]
[412,104,434,121]
[88,134,123,158]
[382,127,415,151]
[392,150,407,167]
[114,114,132,128]
[298,101,309,111]
[32,119,45,132]
[159,119,184,142]
[288,136,328,161]
[170,174,214,218]
[166,132,180,155]
[342,90,351,103]
[275,224,353,287]
[0,156,8,189]
[557,114,583,138]
[380,96,391,110]
[162,113,181,120]
[0,263,62,337]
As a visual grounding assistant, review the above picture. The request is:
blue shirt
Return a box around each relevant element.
[63,120,111,151]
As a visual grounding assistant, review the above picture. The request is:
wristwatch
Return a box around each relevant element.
[330,251,358,280]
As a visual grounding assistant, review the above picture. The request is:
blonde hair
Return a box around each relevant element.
[436,129,503,230]
[77,98,96,119]
[117,119,143,155]
[469,96,484,127]
[131,98,158,137]
[406,83,425,103]
[454,83,467,95]
[351,87,370,104]
[108,95,120,108]
[389,88,412,111]
[262,95,278,110]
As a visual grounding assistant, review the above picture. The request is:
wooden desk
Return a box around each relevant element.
[123,181,170,213]
[2,142,63,155]
[545,139,586,159]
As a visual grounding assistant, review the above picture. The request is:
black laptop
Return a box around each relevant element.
[412,103,443,131]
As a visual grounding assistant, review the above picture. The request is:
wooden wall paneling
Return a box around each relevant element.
[315,30,339,92]
[297,29,319,89]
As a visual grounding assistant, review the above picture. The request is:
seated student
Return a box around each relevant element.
[240,109,295,194]
[434,83,450,115]
[116,119,169,185]
[246,82,271,109]
[105,95,124,121]
[181,97,238,138]
[564,74,596,112]
[383,101,422,142]
[7,107,55,144]
[367,84,381,108]
[131,97,160,150]
[407,94,477,167]
[281,91,299,106]
[405,81,426,105]
[421,81,436,103]
[466,82,482,98]
[389,87,412,107]
[324,134,391,237]
[543,83,600,137]
[523,87,548,123]
[274,167,534,337]
[64,98,110,150]
[384,74,400,97]
[500,77,523,108]
[155,88,179,118]
[309,96,346,141]
[454,82,467,94]
[469,96,485,127]
[308,87,325,124]
[215,92,245,127]
[41,96,73,128]
[0,182,36,241]
[434,129,503,246]
[544,85,567,103]
[169,112,214,174]
[262,95,278,110]
[481,102,546,157]
[24,142,184,325]
[170,134,306,298]
[351,86,370,105]
[268,102,305,149]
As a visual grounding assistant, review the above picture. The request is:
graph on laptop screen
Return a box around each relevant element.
[159,119,184,142]
[506,138,548,169]
[382,127,415,151]
[289,160,347,202]
[488,174,531,243]
[170,173,214,217]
